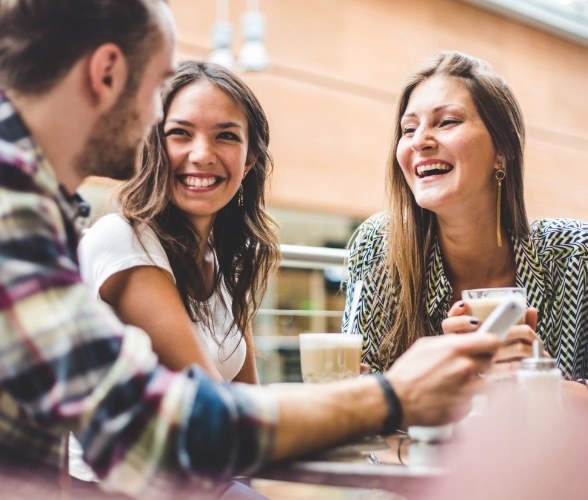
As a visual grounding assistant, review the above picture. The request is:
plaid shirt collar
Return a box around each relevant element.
[0,90,89,233]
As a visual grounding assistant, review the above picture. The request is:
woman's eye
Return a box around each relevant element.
[401,125,416,136]
[164,128,189,137]
[218,131,241,141]
[439,118,460,127]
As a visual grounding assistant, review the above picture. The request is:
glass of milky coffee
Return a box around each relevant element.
[299,333,362,383]
[461,287,527,326]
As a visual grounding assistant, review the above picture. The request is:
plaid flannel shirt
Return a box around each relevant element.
[0,91,277,497]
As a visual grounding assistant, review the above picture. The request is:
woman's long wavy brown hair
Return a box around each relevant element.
[118,60,280,351]
[381,51,529,369]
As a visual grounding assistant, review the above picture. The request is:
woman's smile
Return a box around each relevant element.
[178,174,223,189]
[415,161,454,179]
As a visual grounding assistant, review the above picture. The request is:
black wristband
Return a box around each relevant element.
[373,372,403,435]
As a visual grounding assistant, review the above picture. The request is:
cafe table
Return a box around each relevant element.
[252,382,588,498]
[252,433,445,498]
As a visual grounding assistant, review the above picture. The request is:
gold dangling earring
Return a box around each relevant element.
[237,184,244,207]
[495,165,506,248]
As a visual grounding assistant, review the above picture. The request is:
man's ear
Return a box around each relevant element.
[87,43,128,110]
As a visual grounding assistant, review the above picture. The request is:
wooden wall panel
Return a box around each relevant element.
[122,0,588,221]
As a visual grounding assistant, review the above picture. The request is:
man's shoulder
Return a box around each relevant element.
[0,150,53,227]
[0,142,39,191]
[0,96,37,181]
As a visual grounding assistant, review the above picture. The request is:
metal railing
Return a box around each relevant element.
[259,244,348,319]
[279,244,348,269]
[255,244,349,382]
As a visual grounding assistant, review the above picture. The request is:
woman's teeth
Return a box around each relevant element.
[182,176,216,188]
[416,162,453,178]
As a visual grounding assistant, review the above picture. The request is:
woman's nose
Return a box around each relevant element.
[188,137,216,165]
[410,126,436,152]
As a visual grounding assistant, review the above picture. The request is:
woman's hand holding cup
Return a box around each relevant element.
[442,288,550,371]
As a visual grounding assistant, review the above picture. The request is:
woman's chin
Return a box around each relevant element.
[413,197,444,213]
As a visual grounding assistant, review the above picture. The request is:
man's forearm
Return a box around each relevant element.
[268,375,388,460]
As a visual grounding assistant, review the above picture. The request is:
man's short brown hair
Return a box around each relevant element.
[0,0,167,95]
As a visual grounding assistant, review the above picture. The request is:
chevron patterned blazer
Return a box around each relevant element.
[343,212,588,380]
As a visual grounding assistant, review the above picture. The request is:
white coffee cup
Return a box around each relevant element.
[299,333,362,383]
[462,287,527,325]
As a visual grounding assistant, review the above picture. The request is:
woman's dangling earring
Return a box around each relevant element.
[495,164,506,248]
[237,184,244,207]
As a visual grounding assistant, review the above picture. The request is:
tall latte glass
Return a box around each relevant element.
[462,287,527,325]
[299,333,362,383]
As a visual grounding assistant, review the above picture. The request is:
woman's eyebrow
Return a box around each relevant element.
[214,121,244,130]
[401,103,466,120]
[164,118,193,127]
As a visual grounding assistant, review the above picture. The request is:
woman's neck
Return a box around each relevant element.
[436,212,516,299]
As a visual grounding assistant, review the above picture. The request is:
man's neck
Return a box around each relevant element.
[6,75,94,194]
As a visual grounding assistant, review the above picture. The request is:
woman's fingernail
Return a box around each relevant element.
[470,319,479,325]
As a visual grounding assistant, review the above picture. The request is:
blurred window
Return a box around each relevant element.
[459,0,588,45]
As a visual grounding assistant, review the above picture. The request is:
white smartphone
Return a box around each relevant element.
[476,297,526,340]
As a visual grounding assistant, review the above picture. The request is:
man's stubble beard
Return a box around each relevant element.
[74,87,145,182]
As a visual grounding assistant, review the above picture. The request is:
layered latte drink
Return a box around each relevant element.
[299,333,362,383]
[462,287,527,325]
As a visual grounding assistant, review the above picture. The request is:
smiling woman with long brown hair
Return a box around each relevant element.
[343,50,588,382]
[79,60,280,383]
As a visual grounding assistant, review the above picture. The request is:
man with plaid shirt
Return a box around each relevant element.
[0,0,499,497]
